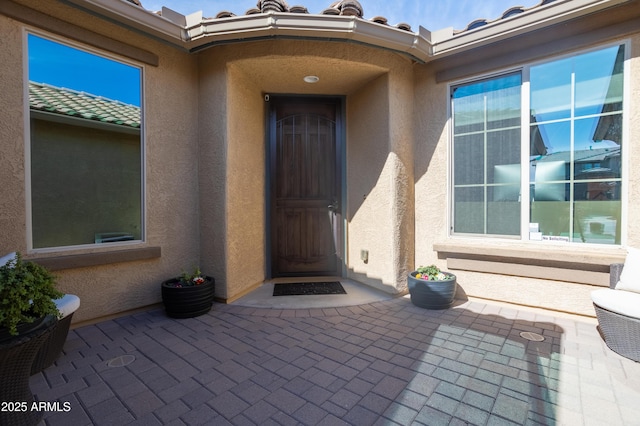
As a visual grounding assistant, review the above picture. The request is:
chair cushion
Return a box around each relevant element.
[0,252,17,267]
[616,247,640,293]
[54,294,80,319]
[592,288,640,318]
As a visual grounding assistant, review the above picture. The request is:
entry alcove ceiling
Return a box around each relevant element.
[225,53,388,95]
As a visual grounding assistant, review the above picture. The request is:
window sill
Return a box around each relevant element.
[433,239,626,286]
[29,246,161,271]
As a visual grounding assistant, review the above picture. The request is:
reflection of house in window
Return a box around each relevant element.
[29,82,142,248]
[531,147,621,201]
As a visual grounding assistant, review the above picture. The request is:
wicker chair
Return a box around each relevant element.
[31,294,80,374]
[591,263,640,362]
[0,315,57,426]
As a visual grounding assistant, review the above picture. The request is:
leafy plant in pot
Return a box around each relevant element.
[161,268,215,318]
[0,252,63,340]
[407,264,457,309]
[0,252,63,426]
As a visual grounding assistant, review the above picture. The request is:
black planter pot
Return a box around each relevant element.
[0,316,48,344]
[161,276,215,318]
[407,271,457,309]
[0,315,57,426]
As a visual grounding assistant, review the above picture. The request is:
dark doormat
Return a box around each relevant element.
[273,281,346,296]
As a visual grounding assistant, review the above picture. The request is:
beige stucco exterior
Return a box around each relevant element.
[1,0,639,324]
[1,0,201,324]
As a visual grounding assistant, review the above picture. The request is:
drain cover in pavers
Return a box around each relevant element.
[273,281,346,296]
[107,354,136,367]
[520,331,545,342]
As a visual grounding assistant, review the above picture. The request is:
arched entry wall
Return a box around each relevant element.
[347,66,415,295]
[197,39,416,302]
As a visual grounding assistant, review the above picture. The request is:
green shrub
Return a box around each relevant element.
[0,253,63,336]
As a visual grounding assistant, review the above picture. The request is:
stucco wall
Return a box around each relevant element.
[627,32,640,246]
[413,66,450,269]
[0,2,200,324]
[197,51,228,300]
[197,49,268,303]
[347,74,394,290]
[346,60,416,294]
[225,65,266,301]
[0,12,28,252]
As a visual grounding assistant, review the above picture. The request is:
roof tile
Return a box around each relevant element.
[29,82,140,129]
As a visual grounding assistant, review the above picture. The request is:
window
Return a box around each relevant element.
[451,44,625,245]
[452,73,522,236]
[27,34,143,249]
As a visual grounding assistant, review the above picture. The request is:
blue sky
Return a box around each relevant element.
[28,34,141,106]
[143,0,540,32]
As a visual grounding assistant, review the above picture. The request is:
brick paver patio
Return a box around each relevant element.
[29,297,640,425]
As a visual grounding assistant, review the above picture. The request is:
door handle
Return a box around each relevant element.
[328,199,339,212]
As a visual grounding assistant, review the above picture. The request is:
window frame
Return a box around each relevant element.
[448,40,629,247]
[24,29,146,253]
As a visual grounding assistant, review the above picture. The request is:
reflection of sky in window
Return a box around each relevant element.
[453,73,521,129]
[28,34,141,107]
[535,117,619,155]
[531,45,623,155]
[530,45,622,123]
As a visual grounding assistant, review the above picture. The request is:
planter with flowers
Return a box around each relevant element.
[161,269,215,318]
[407,264,457,309]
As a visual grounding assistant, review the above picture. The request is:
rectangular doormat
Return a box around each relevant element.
[273,281,347,296]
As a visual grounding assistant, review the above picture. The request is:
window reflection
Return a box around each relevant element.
[452,73,522,237]
[28,34,143,249]
[529,44,624,245]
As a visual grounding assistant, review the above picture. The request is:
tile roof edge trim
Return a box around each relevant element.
[62,0,186,45]
[50,0,631,61]
[431,0,632,57]
[31,110,141,135]
[2,0,161,65]
[188,12,432,62]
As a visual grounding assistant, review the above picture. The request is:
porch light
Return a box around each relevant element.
[303,75,319,83]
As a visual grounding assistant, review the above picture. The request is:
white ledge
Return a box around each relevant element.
[63,0,187,44]
[187,12,432,62]
[61,0,633,62]
[434,239,626,268]
[431,0,633,57]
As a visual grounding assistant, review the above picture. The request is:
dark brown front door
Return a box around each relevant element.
[269,97,342,277]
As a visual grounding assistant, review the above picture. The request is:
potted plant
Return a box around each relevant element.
[0,252,62,340]
[0,252,63,426]
[161,268,215,318]
[407,264,457,309]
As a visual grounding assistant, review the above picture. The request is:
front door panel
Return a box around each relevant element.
[270,98,342,276]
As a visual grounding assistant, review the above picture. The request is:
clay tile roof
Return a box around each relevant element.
[502,7,525,19]
[321,7,340,15]
[149,0,562,36]
[215,11,236,19]
[29,82,141,129]
[465,19,488,31]
[456,0,561,34]
[289,5,309,13]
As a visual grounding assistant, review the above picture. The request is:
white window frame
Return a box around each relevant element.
[448,40,629,247]
[24,29,146,253]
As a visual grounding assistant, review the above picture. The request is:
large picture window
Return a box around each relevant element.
[452,44,625,245]
[27,34,143,249]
